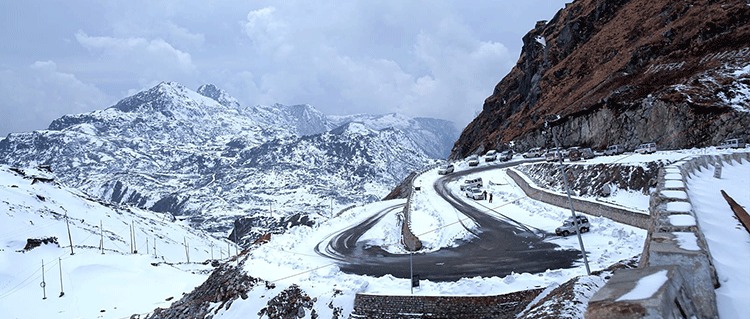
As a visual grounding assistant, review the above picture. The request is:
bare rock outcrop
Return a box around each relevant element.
[452,0,750,158]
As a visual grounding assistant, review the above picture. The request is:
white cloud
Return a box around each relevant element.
[0,1,568,135]
[0,61,110,135]
[235,3,515,127]
[75,31,196,74]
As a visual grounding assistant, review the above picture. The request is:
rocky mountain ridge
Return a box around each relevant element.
[0,82,457,239]
[452,0,750,158]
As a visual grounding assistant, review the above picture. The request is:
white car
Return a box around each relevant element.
[437,164,454,175]
[464,187,485,200]
[467,155,480,166]
[459,177,483,190]
[484,150,497,162]
[635,142,657,154]
[604,144,625,156]
[523,147,543,158]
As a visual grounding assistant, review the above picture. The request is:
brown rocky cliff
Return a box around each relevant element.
[451,0,750,159]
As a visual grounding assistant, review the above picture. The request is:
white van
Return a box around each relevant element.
[604,144,624,156]
[459,177,483,190]
[718,138,746,149]
[635,142,657,154]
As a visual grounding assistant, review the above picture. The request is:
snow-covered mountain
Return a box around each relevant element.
[0,82,456,238]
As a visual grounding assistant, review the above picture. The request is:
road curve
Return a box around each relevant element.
[316,159,583,282]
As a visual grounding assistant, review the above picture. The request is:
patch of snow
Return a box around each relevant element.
[664,180,685,189]
[668,215,696,227]
[687,159,750,319]
[535,36,546,47]
[666,201,692,213]
[661,190,688,200]
[672,232,700,251]
[615,269,668,301]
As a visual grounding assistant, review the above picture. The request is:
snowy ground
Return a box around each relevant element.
[686,158,750,319]
[0,166,239,318]
[4,147,749,318]
[208,158,649,318]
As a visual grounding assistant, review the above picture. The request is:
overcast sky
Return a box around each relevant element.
[0,1,567,136]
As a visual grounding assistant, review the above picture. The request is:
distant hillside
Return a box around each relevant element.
[0,82,455,238]
[452,0,750,158]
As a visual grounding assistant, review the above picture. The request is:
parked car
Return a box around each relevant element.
[555,215,591,236]
[567,147,582,161]
[459,177,483,190]
[718,138,746,149]
[498,150,513,161]
[604,144,625,156]
[635,142,657,154]
[437,164,454,175]
[580,147,595,159]
[523,147,544,158]
[464,187,485,200]
[484,150,497,162]
[467,155,480,166]
[544,151,558,162]
[545,148,564,162]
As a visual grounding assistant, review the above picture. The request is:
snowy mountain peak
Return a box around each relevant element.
[330,121,375,136]
[197,84,241,109]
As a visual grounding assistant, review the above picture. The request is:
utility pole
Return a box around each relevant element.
[547,115,591,275]
[99,220,104,255]
[58,258,65,297]
[184,237,190,263]
[129,223,133,254]
[146,238,149,255]
[153,239,157,258]
[41,260,47,300]
[132,221,137,254]
[227,241,230,258]
[64,213,74,255]
[410,252,414,294]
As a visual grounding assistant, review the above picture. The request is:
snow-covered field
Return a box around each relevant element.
[3,147,749,318]
[686,158,750,319]
[0,166,238,318]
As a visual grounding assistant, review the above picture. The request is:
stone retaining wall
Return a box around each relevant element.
[586,152,750,319]
[506,169,649,229]
[349,289,543,319]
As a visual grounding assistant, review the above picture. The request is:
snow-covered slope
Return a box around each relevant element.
[0,82,453,238]
[0,165,236,318]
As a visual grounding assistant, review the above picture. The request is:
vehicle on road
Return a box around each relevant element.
[604,144,625,156]
[498,150,513,161]
[567,147,581,161]
[437,164,454,175]
[545,148,564,162]
[459,177,483,190]
[635,142,657,154]
[523,147,544,158]
[484,150,497,162]
[467,155,480,166]
[555,215,591,236]
[464,187,485,200]
[717,138,745,149]
[580,147,595,159]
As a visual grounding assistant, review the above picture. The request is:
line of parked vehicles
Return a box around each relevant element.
[520,138,746,162]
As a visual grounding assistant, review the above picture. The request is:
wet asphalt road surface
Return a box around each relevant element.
[315,160,583,282]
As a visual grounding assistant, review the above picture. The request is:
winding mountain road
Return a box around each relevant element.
[316,160,583,281]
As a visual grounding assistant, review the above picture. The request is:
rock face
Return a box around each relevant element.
[452,0,750,158]
[146,254,267,319]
